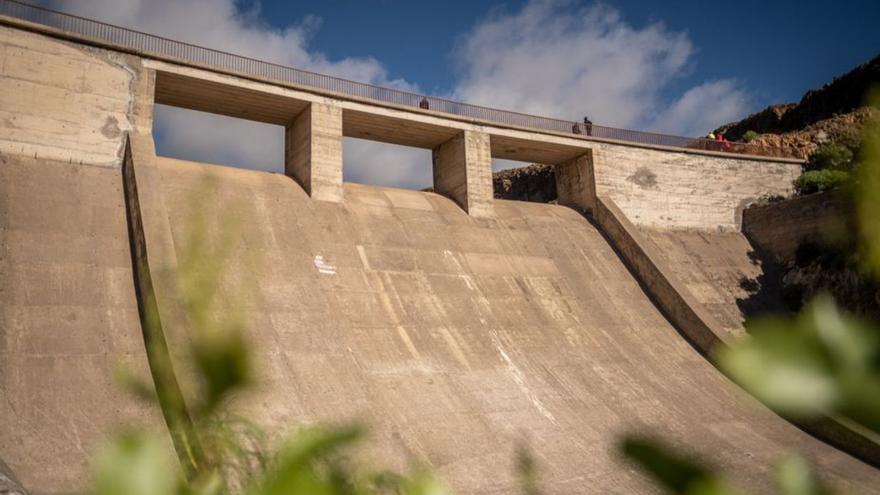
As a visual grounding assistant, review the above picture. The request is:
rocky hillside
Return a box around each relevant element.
[717,54,879,138]
[493,164,557,202]
[713,53,879,157]
[744,107,875,159]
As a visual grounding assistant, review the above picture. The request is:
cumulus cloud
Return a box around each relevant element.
[452,0,749,135]
[50,0,428,187]
[49,0,752,187]
[651,80,749,137]
[152,105,284,171]
[344,139,432,189]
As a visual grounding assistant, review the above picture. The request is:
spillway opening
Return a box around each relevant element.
[152,104,284,173]
[492,158,557,204]
[343,137,432,190]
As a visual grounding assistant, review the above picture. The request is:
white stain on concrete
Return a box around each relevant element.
[493,332,557,424]
[443,249,477,291]
[356,244,371,270]
[395,325,422,361]
[313,255,336,275]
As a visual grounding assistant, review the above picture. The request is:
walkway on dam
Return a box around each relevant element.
[2,150,879,494]
[0,0,797,160]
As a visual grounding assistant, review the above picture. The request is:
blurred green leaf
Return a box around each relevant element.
[857,88,880,277]
[776,455,828,495]
[620,436,742,495]
[93,431,179,495]
[398,471,450,495]
[717,295,880,428]
[716,316,839,417]
[253,426,364,495]
[516,442,541,495]
[189,472,225,495]
[191,323,251,414]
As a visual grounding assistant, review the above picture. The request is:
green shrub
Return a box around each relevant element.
[807,142,854,171]
[794,169,851,195]
[742,130,759,142]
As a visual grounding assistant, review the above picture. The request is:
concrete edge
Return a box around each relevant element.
[122,132,205,478]
[0,14,804,165]
[592,195,880,468]
[593,195,724,353]
[0,457,28,495]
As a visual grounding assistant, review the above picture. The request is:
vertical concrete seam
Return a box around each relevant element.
[120,133,206,480]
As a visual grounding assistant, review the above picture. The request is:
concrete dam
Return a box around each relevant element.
[1,3,879,493]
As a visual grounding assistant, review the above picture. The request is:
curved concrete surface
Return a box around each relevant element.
[637,229,767,340]
[156,157,877,493]
[0,155,165,493]
[2,152,879,493]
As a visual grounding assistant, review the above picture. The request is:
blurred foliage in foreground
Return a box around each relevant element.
[93,94,880,495]
[619,90,880,494]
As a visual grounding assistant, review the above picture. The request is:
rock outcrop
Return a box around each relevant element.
[492,164,557,203]
[715,53,880,140]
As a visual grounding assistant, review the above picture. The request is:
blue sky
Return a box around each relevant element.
[51,0,880,187]
[259,0,878,110]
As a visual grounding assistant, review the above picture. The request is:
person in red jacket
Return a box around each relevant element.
[715,132,732,150]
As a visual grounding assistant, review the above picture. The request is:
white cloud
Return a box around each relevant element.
[152,105,284,172]
[343,139,432,190]
[651,80,749,137]
[452,0,749,135]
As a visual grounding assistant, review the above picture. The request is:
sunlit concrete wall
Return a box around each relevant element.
[0,25,153,166]
[591,143,802,231]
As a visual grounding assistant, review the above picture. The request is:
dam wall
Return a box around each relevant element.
[2,18,877,495]
[591,142,802,231]
[0,14,802,231]
[144,154,877,494]
[0,25,153,164]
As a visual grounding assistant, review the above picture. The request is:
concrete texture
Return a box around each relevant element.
[433,131,493,217]
[629,215,880,466]
[146,158,877,494]
[591,142,802,231]
[0,25,152,166]
[0,153,164,493]
[592,197,725,352]
[638,228,767,340]
[285,102,344,203]
[555,152,596,213]
[0,457,27,495]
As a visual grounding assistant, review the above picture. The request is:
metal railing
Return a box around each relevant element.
[0,0,800,159]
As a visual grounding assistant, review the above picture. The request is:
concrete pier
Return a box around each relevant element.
[285,102,344,203]
[432,130,493,217]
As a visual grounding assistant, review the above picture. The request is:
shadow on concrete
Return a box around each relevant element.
[0,457,28,495]
[735,248,791,324]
